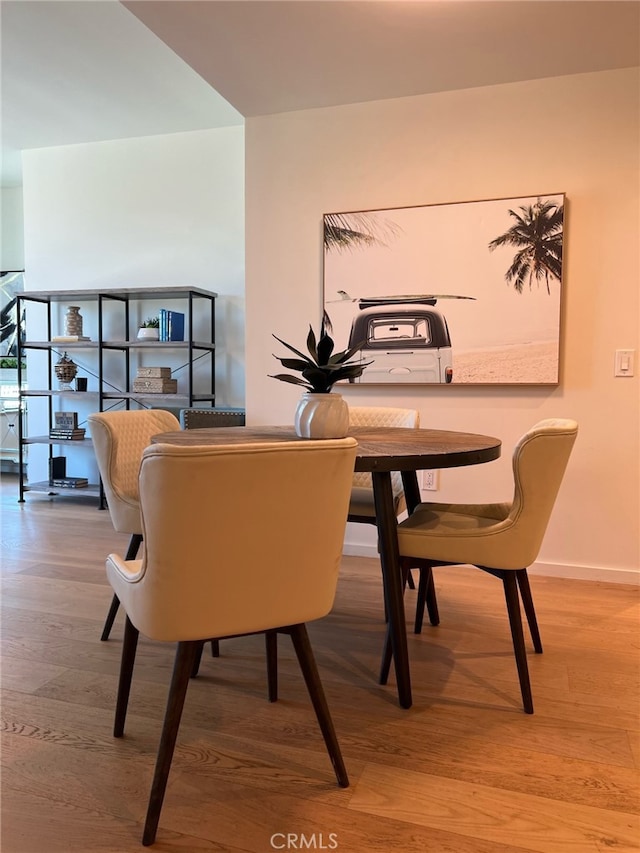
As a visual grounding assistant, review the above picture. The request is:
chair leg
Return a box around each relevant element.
[210,639,220,657]
[406,569,416,590]
[142,641,199,847]
[190,641,205,678]
[379,558,415,680]
[114,616,139,737]
[100,534,143,641]
[501,572,534,714]
[100,593,121,642]
[379,623,393,685]
[266,630,278,702]
[126,533,144,561]
[516,569,543,653]
[414,562,439,633]
[424,567,440,627]
[288,624,349,788]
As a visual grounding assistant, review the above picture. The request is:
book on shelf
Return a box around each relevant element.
[158,309,185,342]
[51,477,89,488]
[167,310,184,342]
[159,308,167,341]
[51,336,91,342]
[49,429,86,440]
[54,411,79,430]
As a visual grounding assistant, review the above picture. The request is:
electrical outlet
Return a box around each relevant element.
[421,469,439,491]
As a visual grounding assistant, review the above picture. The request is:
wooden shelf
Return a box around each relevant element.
[22,390,101,399]
[24,436,93,446]
[24,480,101,499]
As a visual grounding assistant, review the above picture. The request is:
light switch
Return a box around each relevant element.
[614,349,635,377]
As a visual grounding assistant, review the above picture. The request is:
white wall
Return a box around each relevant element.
[1,186,25,271]
[23,125,245,403]
[245,68,639,583]
[21,126,244,483]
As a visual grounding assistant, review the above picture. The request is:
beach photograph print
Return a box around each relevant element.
[323,193,564,385]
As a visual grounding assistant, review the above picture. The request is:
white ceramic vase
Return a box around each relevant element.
[294,392,350,439]
[137,327,159,340]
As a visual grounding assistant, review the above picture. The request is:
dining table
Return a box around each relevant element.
[151,424,502,709]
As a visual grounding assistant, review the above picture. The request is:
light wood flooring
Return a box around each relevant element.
[1,476,638,852]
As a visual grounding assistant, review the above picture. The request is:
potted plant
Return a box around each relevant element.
[270,314,371,438]
[137,317,160,340]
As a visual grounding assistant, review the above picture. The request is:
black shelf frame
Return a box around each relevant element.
[16,287,217,505]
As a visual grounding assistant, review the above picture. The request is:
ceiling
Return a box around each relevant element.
[2,0,639,187]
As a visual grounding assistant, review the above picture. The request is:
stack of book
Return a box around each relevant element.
[50,411,87,440]
[158,309,185,341]
[51,476,89,489]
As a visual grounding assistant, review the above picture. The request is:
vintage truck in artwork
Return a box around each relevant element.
[345,295,474,384]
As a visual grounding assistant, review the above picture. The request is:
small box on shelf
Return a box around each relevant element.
[136,367,172,379]
[132,378,177,394]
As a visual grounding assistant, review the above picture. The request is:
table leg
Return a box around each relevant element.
[372,470,412,709]
[401,470,421,515]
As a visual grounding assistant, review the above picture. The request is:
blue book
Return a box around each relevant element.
[158,309,167,341]
[167,311,184,342]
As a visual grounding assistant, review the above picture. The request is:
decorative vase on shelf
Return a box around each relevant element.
[54,352,78,391]
[137,327,160,340]
[64,306,84,337]
[294,392,350,439]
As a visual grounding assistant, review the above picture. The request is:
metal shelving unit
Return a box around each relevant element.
[16,287,217,503]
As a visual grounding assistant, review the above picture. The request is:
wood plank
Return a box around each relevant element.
[348,763,640,853]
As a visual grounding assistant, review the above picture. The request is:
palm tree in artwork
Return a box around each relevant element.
[324,211,400,253]
[488,199,564,295]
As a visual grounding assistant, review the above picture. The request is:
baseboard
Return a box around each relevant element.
[528,561,639,585]
[342,542,379,560]
[341,544,639,585]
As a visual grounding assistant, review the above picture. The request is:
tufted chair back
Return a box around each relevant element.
[107,438,358,641]
[348,406,419,521]
[88,409,180,534]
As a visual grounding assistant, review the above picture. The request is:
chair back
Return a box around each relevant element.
[349,407,419,495]
[504,418,578,567]
[88,410,180,534]
[114,438,358,641]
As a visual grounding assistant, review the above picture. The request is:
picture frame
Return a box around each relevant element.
[323,193,565,385]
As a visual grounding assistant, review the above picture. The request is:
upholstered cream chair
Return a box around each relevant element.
[385,419,578,714]
[347,406,420,598]
[347,406,420,523]
[107,438,358,846]
[87,409,180,641]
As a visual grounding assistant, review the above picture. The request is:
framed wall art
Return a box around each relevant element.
[323,193,564,385]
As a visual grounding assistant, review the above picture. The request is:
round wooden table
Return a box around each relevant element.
[152,425,502,708]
